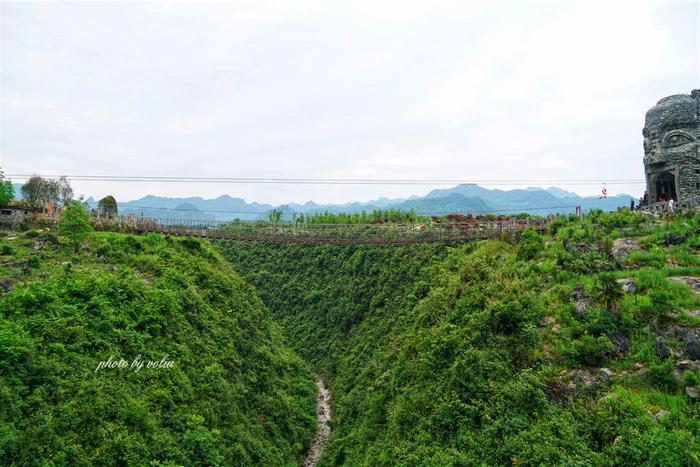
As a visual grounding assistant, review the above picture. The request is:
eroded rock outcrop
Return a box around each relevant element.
[611,237,643,266]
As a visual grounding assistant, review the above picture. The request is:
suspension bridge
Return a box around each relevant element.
[90,215,550,245]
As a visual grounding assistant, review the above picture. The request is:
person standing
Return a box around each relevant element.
[630,198,635,211]
[668,198,674,213]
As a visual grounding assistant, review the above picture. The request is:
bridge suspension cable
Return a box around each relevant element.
[6,174,645,186]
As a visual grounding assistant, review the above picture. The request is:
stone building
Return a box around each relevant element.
[0,205,42,224]
[643,89,700,205]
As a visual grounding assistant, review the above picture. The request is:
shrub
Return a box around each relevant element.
[568,334,615,366]
[646,360,678,392]
[517,228,544,261]
[58,201,94,252]
[0,243,14,255]
[594,273,624,311]
[683,370,699,387]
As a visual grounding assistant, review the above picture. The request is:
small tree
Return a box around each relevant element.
[97,195,118,218]
[56,176,73,205]
[21,175,46,205]
[59,201,93,252]
[20,175,58,206]
[517,228,544,261]
[0,169,14,206]
[594,272,624,311]
[268,208,283,223]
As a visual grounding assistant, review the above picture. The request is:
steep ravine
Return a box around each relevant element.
[220,214,700,466]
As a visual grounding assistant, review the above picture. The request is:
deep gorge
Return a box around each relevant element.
[220,210,700,465]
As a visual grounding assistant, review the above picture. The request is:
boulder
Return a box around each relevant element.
[0,279,12,293]
[609,331,630,357]
[611,237,643,266]
[685,334,700,360]
[686,386,700,400]
[653,337,672,359]
[665,232,687,246]
[616,278,637,294]
[676,360,697,372]
[668,276,700,295]
[571,284,588,319]
[653,409,670,421]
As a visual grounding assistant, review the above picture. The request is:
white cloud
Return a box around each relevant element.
[1,0,698,203]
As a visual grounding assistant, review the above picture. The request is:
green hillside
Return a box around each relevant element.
[0,230,316,466]
[221,210,700,465]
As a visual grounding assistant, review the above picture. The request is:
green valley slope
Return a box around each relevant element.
[0,230,316,466]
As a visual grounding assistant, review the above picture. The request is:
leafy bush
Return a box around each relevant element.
[58,201,94,252]
[517,228,544,261]
[594,272,624,311]
[646,360,679,392]
[567,334,616,366]
[683,370,699,387]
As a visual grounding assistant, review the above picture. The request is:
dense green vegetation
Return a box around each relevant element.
[3,205,699,465]
[264,208,540,226]
[295,209,426,225]
[0,229,316,465]
[221,209,700,465]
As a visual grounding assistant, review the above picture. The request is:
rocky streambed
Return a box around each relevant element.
[302,376,332,467]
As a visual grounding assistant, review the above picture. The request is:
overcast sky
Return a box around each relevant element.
[1,0,698,204]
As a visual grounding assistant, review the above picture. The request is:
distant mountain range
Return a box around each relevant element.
[100,184,633,221]
[12,182,633,221]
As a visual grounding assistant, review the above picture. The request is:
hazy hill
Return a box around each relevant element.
[119,194,272,221]
[396,192,491,214]
[13,181,633,220]
[120,202,216,221]
[108,184,634,221]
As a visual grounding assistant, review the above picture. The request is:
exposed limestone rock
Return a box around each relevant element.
[0,279,12,293]
[611,237,643,266]
[676,360,697,372]
[649,409,670,422]
[570,284,588,320]
[653,337,672,359]
[616,278,637,294]
[548,368,618,402]
[658,326,700,360]
[685,334,700,360]
[609,331,630,357]
[665,232,688,245]
[686,386,700,400]
[668,276,700,295]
